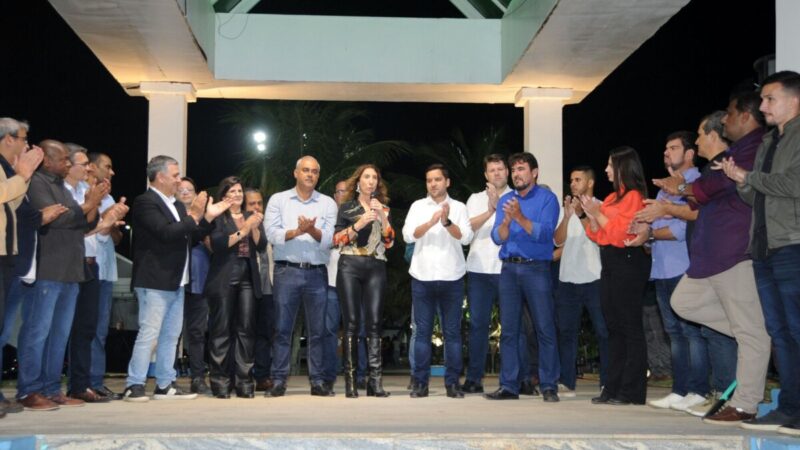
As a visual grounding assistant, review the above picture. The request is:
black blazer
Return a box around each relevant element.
[203,211,268,301]
[130,189,212,291]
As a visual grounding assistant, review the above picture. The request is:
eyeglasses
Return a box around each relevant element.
[335,189,347,195]
[10,134,28,145]
[177,188,195,194]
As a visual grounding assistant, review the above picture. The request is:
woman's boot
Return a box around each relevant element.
[343,336,358,398]
[366,337,390,397]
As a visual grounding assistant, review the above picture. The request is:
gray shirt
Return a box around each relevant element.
[27,170,94,283]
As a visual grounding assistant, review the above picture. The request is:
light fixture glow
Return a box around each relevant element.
[256,143,267,152]
[253,131,267,144]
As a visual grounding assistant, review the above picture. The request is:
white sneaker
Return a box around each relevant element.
[687,392,718,417]
[670,392,708,412]
[557,383,576,398]
[648,392,685,409]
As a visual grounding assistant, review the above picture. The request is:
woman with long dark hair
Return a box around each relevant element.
[580,146,651,405]
[333,164,395,398]
[204,176,267,398]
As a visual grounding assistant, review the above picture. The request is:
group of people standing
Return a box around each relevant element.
[0,70,798,438]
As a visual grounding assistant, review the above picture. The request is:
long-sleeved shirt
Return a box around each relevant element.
[584,190,645,248]
[95,194,118,282]
[28,169,94,283]
[403,194,473,281]
[491,185,559,261]
[650,167,700,279]
[265,187,336,266]
[686,127,765,278]
[465,186,512,274]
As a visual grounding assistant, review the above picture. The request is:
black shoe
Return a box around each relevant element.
[461,380,484,394]
[94,386,123,401]
[214,391,231,399]
[323,380,335,392]
[122,384,150,403]
[266,383,286,397]
[153,382,198,400]
[592,388,611,404]
[1,399,23,413]
[520,380,539,396]
[255,378,274,392]
[608,397,631,406]
[484,388,519,400]
[409,383,429,398]
[357,379,367,390]
[407,376,414,390]
[191,378,212,396]
[542,389,560,402]
[446,384,464,399]
[310,384,335,397]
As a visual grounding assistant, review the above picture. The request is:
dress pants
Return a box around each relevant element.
[184,290,209,379]
[69,261,100,393]
[599,246,651,404]
[208,259,257,393]
[253,293,274,382]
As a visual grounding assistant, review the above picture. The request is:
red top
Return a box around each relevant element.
[584,190,645,248]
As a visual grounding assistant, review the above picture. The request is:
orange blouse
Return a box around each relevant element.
[584,190,645,248]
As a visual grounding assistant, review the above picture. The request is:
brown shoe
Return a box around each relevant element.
[20,393,60,411]
[703,405,755,425]
[48,392,85,407]
[255,378,274,392]
[69,388,111,403]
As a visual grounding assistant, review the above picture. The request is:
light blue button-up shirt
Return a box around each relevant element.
[651,167,700,280]
[265,187,337,265]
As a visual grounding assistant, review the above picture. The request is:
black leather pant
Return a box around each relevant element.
[208,259,257,394]
[183,291,209,379]
[336,255,386,340]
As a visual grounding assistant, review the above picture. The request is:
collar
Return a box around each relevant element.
[37,169,63,184]
[291,187,319,203]
[514,184,538,199]
[782,115,800,135]
[150,186,176,205]
[424,194,450,205]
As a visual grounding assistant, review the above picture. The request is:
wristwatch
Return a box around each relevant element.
[677,183,687,195]
[442,218,453,227]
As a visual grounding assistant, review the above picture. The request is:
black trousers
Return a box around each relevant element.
[252,293,274,381]
[336,255,386,339]
[599,246,651,404]
[69,261,100,393]
[208,259,257,392]
[184,291,209,379]
[0,255,14,339]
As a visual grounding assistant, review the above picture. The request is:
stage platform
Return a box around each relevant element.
[2,376,798,449]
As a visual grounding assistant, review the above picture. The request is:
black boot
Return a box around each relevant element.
[343,336,358,398]
[366,337,390,397]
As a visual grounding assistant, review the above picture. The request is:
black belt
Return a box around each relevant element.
[502,257,536,264]
[275,260,325,270]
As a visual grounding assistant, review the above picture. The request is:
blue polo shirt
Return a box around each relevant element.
[491,185,559,261]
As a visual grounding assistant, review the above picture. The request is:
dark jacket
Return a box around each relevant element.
[203,211,268,301]
[130,188,212,291]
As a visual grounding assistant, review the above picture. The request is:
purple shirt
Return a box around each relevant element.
[651,167,700,279]
[686,127,766,278]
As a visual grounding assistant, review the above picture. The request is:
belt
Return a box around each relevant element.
[275,260,325,270]
[502,257,536,264]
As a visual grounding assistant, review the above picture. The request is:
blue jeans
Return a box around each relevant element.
[0,278,29,400]
[323,286,341,383]
[655,276,710,396]
[16,280,79,398]
[126,287,184,388]
[702,325,737,392]
[753,244,800,417]
[271,265,327,385]
[556,280,608,389]
[498,261,559,394]
[466,272,531,384]
[411,277,463,386]
[90,280,114,388]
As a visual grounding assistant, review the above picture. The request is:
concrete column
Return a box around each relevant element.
[515,87,572,201]
[139,82,196,172]
[776,0,800,72]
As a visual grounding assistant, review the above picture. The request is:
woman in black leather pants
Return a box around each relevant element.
[204,176,267,398]
[333,165,395,398]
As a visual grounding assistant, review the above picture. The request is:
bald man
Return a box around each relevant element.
[264,156,337,397]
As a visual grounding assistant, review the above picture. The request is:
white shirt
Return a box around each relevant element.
[327,248,340,288]
[95,194,118,282]
[558,213,601,284]
[65,180,97,258]
[465,186,512,274]
[402,194,473,281]
[151,187,190,286]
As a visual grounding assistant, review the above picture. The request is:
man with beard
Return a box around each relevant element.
[485,152,559,401]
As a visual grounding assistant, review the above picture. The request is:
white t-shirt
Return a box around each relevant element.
[465,186,512,274]
[558,213,601,284]
[402,195,473,282]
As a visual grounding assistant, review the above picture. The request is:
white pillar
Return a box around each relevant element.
[515,87,572,201]
[776,0,800,72]
[139,82,196,172]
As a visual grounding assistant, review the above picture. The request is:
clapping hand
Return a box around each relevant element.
[204,196,233,222]
[712,157,747,184]
[623,220,650,247]
[297,215,317,234]
[41,203,69,226]
[578,195,601,218]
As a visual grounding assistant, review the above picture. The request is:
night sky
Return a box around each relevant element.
[1,0,776,256]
